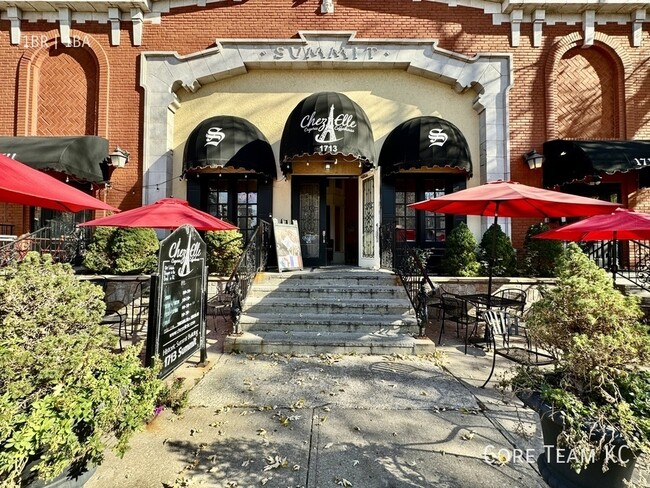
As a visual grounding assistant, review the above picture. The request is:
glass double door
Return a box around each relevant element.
[292,177,359,268]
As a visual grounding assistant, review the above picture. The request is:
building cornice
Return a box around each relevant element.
[0,0,648,47]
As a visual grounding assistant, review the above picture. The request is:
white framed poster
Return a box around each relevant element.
[273,218,303,272]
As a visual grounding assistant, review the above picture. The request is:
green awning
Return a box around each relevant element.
[0,136,109,183]
[543,139,650,188]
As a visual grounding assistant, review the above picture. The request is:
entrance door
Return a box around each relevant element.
[292,177,327,267]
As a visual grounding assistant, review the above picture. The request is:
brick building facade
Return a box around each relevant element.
[1,0,649,268]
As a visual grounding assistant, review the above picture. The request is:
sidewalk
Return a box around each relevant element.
[86,316,647,488]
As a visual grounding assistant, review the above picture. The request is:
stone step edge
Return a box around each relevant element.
[224,331,435,355]
[238,313,417,323]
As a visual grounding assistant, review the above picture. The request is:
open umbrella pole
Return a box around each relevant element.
[486,207,499,305]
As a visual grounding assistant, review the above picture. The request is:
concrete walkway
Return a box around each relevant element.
[86,316,648,488]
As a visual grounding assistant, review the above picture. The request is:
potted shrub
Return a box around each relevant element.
[0,253,162,487]
[204,229,243,275]
[511,243,650,488]
[441,222,480,276]
[82,227,159,275]
[478,223,517,277]
[520,222,564,277]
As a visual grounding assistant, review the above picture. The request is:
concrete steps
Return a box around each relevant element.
[224,267,435,355]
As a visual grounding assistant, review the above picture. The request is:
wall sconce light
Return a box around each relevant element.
[523,149,544,170]
[108,146,130,168]
[324,162,331,170]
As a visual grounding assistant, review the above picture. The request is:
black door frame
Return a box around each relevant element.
[291,176,327,267]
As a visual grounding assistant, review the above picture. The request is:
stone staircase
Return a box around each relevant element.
[224,267,436,355]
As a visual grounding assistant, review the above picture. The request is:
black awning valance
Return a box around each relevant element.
[378,116,472,177]
[183,116,277,179]
[279,92,375,174]
[543,139,650,188]
[0,135,108,183]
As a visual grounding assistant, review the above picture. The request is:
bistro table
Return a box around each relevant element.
[455,293,525,352]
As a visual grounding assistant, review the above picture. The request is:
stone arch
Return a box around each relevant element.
[16,30,109,137]
[545,32,629,140]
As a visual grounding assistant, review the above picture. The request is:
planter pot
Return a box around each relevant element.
[21,460,96,488]
[518,391,637,488]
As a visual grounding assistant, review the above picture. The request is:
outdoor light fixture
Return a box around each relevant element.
[523,149,544,170]
[108,146,130,168]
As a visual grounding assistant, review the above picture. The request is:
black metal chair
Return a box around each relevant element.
[491,288,527,334]
[480,309,556,388]
[438,293,476,351]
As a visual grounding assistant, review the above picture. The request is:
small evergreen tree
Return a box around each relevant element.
[441,222,480,276]
[478,223,517,277]
[112,228,159,274]
[521,222,564,277]
[83,227,159,274]
[204,229,243,275]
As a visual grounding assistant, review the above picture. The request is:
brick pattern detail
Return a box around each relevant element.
[37,46,97,135]
[556,48,618,139]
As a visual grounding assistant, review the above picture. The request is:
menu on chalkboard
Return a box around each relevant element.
[148,225,207,379]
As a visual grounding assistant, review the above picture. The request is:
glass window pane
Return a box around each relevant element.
[249,205,257,216]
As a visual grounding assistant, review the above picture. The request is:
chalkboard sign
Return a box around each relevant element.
[146,225,207,379]
[273,218,303,272]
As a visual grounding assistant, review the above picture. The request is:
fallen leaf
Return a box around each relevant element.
[352,460,360,466]
[257,429,267,436]
[335,478,352,487]
[293,464,300,471]
[461,430,476,441]
[324,443,333,449]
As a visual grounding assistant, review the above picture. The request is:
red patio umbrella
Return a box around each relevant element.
[409,180,621,296]
[534,208,650,242]
[79,197,238,231]
[533,208,650,283]
[0,154,117,212]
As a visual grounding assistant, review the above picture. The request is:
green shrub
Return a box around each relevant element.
[112,228,159,274]
[83,227,159,275]
[205,229,243,275]
[478,223,517,277]
[520,222,564,277]
[82,226,115,273]
[514,244,650,471]
[0,253,162,486]
[441,222,480,276]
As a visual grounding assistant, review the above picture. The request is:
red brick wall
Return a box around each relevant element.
[0,0,648,244]
[37,45,98,136]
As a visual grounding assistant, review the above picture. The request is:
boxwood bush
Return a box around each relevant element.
[441,222,480,276]
[83,227,159,275]
[205,229,243,275]
[478,223,517,277]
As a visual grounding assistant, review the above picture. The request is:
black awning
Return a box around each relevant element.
[279,92,375,174]
[543,139,650,188]
[0,136,108,183]
[378,116,472,176]
[183,116,277,179]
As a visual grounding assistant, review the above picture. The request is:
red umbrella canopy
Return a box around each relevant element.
[79,197,238,231]
[408,180,620,218]
[0,154,117,212]
[534,208,650,241]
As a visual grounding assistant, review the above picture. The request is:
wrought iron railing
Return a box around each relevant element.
[583,239,650,291]
[0,226,86,268]
[380,222,434,337]
[226,219,272,334]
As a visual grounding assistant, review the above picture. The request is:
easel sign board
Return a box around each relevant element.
[145,225,207,379]
[273,218,303,272]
